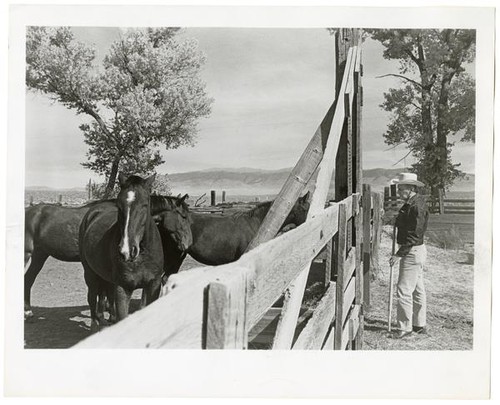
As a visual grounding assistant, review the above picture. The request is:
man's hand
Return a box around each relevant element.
[389,255,400,267]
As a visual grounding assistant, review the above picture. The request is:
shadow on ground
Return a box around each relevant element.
[25,299,143,349]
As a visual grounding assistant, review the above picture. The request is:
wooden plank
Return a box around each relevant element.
[271,47,357,349]
[248,308,313,348]
[322,325,335,350]
[349,305,361,342]
[342,247,356,288]
[334,202,348,349]
[353,193,363,348]
[75,201,341,349]
[444,210,475,215]
[248,308,281,342]
[340,320,351,350]
[444,199,475,203]
[371,192,382,277]
[352,192,360,215]
[292,282,337,350]
[206,272,248,349]
[324,239,334,287]
[342,276,356,324]
[340,304,360,350]
[362,184,372,310]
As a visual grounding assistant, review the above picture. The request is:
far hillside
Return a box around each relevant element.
[25,167,475,205]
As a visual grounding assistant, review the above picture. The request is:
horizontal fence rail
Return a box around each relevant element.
[383,189,474,215]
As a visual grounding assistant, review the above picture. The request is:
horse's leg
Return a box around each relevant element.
[96,289,108,326]
[83,266,104,332]
[144,278,162,306]
[139,289,147,309]
[115,285,132,321]
[106,284,116,324]
[24,250,49,320]
[87,282,100,333]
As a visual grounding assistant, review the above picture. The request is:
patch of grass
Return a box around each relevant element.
[426,224,467,250]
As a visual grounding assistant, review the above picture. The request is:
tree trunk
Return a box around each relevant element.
[104,156,121,198]
[416,40,434,146]
[435,71,455,193]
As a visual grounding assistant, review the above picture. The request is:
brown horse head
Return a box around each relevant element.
[116,173,156,262]
[153,194,193,252]
[284,191,311,227]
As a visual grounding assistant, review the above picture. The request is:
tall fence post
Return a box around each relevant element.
[29,195,34,206]
[88,178,92,201]
[371,192,383,279]
[222,190,226,203]
[58,194,62,205]
[210,190,216,206]
[334,202,348,349]
[205,273,248,350]
[362,184,372,310]
[352,193,363,349]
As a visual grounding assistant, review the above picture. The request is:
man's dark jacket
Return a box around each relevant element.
[395,193,429,257]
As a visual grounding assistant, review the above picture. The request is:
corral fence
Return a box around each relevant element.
[75,29,381,350]
[384,185,474,215]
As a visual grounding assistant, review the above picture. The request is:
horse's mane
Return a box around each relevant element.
[231,200,273,219]
[84,198,115,207]
[150,195,190,215]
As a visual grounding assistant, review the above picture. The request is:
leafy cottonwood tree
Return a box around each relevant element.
[367,29,475,197]
[26,27,212,197]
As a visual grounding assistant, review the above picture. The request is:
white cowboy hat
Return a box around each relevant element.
[392,172,424,187]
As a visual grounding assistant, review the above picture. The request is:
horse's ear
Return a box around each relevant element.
[145,173,156,189]
[301,191,310,202]
[118,172,128,187]
[177,193,189,205]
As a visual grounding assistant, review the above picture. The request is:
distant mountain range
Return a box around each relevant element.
[26,167,475,201]
[163,167,475,197]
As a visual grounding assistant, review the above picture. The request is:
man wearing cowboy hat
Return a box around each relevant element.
[389,172,429,339]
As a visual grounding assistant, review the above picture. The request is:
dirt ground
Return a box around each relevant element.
[24,256,202,349]
[24,225,474,350]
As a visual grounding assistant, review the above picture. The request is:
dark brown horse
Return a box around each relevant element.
[23,194,189,319]
[160,192,311,281]
[79,174,185,331]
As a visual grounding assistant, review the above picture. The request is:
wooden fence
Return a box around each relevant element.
[384,186,474,215]
[74,29,380,350]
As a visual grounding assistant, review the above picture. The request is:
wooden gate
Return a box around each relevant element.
[74,29,380,350]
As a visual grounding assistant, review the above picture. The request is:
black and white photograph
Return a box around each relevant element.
[4,3,495,399]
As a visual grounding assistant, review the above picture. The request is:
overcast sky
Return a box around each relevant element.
[25,27,475,188]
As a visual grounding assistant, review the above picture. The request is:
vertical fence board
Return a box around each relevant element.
[371,192,382,278]
[362,184,372,310]
[334,202,348,349]
[324,239,334,288]
[206,274,248,349]
[353,193,363,348]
